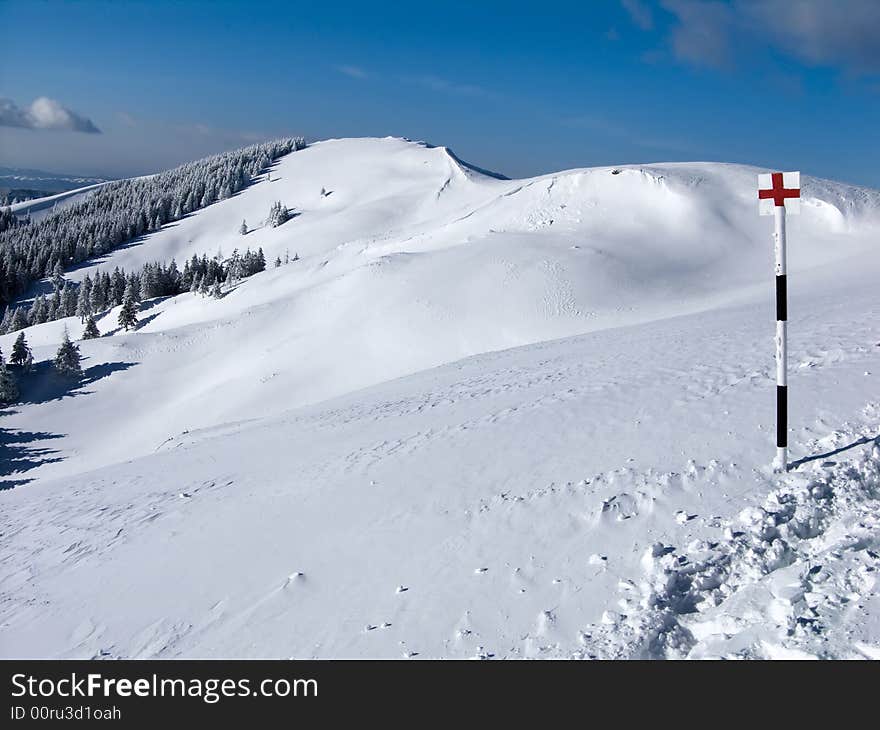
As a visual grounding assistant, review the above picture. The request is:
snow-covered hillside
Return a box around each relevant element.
[1,137,878,659]
[8,181,111,222]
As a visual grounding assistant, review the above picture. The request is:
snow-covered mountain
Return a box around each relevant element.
[1,137,879,659]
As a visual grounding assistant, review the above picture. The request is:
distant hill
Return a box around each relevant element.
[0,165,113,204]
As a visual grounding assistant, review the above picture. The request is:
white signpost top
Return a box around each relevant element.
[758,171,800,216]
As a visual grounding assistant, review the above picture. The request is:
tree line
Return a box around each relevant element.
[0,244,273,403]
[0,247,269,335]
[0,136,305,311]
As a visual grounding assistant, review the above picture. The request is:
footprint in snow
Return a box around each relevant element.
[474,567,489,574]
[396,585,409,593]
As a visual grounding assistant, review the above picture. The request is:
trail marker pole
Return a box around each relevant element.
[758,171,800,472]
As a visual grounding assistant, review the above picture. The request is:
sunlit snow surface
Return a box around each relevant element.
[1,138,878,658]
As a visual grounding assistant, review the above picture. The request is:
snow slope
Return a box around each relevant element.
[1,138,878,658]
[9,181,111,222]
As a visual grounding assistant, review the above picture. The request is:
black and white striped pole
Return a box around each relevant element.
[758,171,800,472]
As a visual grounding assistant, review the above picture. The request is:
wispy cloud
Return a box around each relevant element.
[337,64,369,79]
[334,65,498,99]
[114,113,269,144]
[561,113,694,154]
[408,75,497,99]
[172,121,269,143]
[116,111,138,127]
[623,0,880,75]
[0,96,101,133]
[621,0,654,30]
[661,0,734,69]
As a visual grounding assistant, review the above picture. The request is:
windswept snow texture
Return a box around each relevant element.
[1,137,879,659]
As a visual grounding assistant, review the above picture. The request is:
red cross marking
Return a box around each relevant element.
[759,172,800,207]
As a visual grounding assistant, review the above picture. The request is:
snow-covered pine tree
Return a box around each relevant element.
[118,285,139,330]
[10,306,28,332]
[239,219,248,235]
[75,274,92,322]
[0,358,18,404]
[274,256,282,268]
[60,283,78,318]
[0,307,12,334]
[10,331,31,367]
[268,201,290,228]
[226,249,241,283]
[110,268,125,306]
[54,328,83,379]
[211,280,222,299]
[51,261,65,291]
[89,272,107,313]
[29,294,47,325]
[82,315,100,340]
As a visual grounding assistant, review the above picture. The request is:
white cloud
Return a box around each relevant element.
[659,0,880,73]
[337,65,368,79]
[0,96,101,133]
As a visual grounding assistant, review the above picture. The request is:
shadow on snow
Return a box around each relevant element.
[790,434,880,471]
[0,415,65,490]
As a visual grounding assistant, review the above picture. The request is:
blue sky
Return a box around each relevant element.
[1,0,878,186]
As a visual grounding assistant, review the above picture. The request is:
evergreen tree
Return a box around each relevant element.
[89,272,107,313]
[0,358,18,404]
[82,315,100,340]
[118,290,138,331]
[239,219,248,235]
[0,307,12,334]
[29,294,47,325]
[274,256,282,268]
[54,328,83,379]
[110,268,125,305]
[268,201,290,228]
[51,260,65,290]
[60,283,78,318]
[76,274,92,322]
[10,306,28,332]
[211,280,222,299]
[10,331,30,367]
